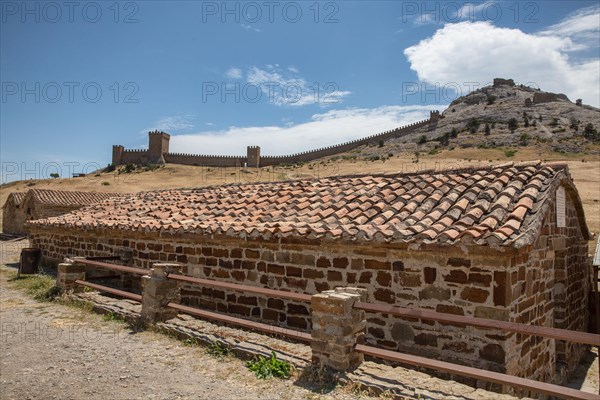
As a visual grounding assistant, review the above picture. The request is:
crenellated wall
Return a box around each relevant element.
[112,112,441,167]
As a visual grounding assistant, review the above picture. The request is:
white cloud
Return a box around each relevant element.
[169,105,437,155]
[404,20,600,107]
[225,67,243,79]
[539,6,600,50]
[141,115,195,134]
[245,65,351,107]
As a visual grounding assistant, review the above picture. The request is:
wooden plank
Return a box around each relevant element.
[355,344,600,400]
[354,301,600,346]
[167,273,312,303]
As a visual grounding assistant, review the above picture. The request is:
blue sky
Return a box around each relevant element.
[1,1,599,182]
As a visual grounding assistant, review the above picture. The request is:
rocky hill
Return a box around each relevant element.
[360,78,600,159]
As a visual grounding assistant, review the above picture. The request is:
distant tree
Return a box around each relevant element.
[484,123,491,136]
[449,128,458,138]
[378,140,384,147]
[523,116,529,128]
[508,118,518,133]
[466,118,480,134]
[570,118,579,132]
[583,123,599,142]
[438,132,451,146]
[50,173,59,179]
[417,135,427,145]
[103,164,116,173]
[486,94,496,105]
[538,115,543,121]
[550,118,559,127]
[519,133,530,146]
[576,99,582,106]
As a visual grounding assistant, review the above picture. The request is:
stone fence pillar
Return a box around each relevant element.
[57,261,86,292]
[311,287,367,371]
[140,263,181,324]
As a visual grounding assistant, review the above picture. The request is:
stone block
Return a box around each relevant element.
[423,267,436,284]
[57,262,86,291]
[419,286,451,301]
[311,287,367,371]
[474,306,509,321]
[460,287,489,303]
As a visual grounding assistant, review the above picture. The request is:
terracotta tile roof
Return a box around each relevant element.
[28,162,589,248]
[26,189,125,207]
[2,192,27,208]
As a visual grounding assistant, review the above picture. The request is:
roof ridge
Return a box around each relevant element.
[137,161,550,194]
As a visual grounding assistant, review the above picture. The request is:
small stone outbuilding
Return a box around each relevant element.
[28,162,592,384]
[2,192,27,235]
[2,189,123,235]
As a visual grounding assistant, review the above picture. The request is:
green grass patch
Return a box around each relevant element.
[102,312,127,323]
[206,340,232,358]
[246,351,293,379]
[9,274,60,301]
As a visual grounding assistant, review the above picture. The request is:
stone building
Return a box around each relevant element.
[3,189,123,235]
[2,192,27,235]
[27,162,592,384]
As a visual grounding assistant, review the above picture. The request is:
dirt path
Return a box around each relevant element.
[0,268,359,400]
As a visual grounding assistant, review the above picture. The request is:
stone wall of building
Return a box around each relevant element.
[31,226,523,376]
[501,184,589,386]
[2,199,27,235]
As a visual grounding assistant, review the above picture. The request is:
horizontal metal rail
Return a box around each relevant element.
[354,301,600,347]
[167,273,312,303]
[72,279,310,343]
[86,256,123,261]
[74,280,142,302]
[356,344,599,400]
[74,258,311,303]
[74,258,147,275]
[167,302,312,343]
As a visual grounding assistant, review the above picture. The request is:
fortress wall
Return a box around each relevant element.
[121,150,150,165]
[114,116,435,167]
[260,119,430,166]
[164,153,247,167]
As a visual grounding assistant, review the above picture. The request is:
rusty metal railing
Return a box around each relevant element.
[354,301,600,346]
[356,344,599,400]
[72,257,600,399]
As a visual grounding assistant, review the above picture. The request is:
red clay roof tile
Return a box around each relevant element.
[27,162,587,248]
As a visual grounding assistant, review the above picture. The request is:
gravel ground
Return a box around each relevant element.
[0,243,361,400]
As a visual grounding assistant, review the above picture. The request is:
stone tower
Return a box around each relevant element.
[247,146,260,168]
[112,145,124,165]
[148,131,170,163]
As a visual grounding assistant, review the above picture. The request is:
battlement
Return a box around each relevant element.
[111,114,436,168]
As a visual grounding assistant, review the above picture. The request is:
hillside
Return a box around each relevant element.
[356,79,600,160]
